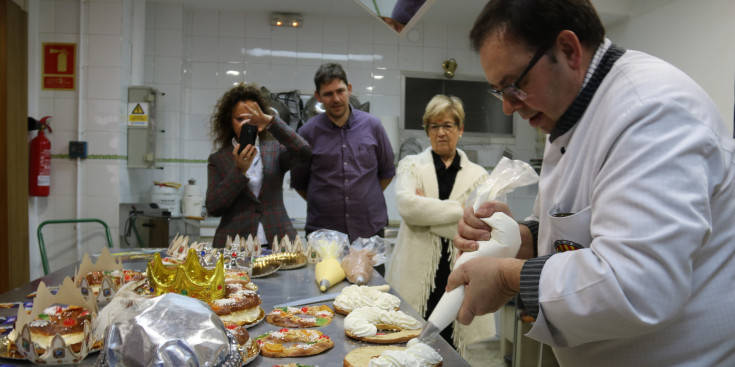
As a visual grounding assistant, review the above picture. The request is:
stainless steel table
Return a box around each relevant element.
[0,251,471,366]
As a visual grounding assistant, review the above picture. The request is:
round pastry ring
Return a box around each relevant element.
[254,328,334,358]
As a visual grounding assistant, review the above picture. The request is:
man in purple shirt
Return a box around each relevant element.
[290,63,395,243]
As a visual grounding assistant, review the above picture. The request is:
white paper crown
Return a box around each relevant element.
[12,277,97,364]
[74,247,123,306]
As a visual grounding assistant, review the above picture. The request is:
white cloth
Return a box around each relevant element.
[232,136,267,245]
[526,49,735,366]
[386,148,490,355]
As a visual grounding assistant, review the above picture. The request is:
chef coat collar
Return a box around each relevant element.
[549,42,626,143]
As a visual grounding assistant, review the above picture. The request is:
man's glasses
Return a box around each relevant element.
[488,42,552,102]
[427,122,459,134]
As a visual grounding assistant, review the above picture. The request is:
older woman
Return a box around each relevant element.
[386,95,491,354]
[206,83,311,248]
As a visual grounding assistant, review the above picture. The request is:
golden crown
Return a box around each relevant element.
[146,248,226,302]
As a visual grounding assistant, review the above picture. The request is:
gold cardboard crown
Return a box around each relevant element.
[12,277,97,364]
[147,248,226,302]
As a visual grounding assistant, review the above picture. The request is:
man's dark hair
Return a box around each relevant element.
[469,0,605,52]
[314,63,349,93]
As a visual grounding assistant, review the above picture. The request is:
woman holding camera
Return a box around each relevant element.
[206,83,311,248]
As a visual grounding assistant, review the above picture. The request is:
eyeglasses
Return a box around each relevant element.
[427,122,459,134]
[487,42,552,102]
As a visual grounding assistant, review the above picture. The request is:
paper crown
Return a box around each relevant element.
[74,247,124,306]
[12,277,97,364]
[147,248,226,302]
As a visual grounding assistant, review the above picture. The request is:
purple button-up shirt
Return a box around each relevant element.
[290,108,395,242]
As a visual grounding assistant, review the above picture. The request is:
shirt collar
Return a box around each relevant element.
[431,150,462,172]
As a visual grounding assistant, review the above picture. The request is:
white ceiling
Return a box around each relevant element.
[156,0,634,28]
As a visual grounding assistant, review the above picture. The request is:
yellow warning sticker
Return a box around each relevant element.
[131,104,145,114]
[128,102,149,126]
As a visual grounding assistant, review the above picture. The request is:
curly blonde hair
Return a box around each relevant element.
[209,83,271,150]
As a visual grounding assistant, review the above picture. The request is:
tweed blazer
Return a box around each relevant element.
[206,118,311,248]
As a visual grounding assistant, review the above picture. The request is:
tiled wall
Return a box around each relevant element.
[140,2,539,224]
[29,0,539,277]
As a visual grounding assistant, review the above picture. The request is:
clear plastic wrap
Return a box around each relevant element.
[308,230,350,291]
[341,236,388,285]
[418,157,540,343]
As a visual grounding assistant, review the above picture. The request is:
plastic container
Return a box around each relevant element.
[181,178,203,218]
[151,184,181,216]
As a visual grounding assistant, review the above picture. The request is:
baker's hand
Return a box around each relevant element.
[455,201,513,253]
[232,144,256,173]
[243,101,274,132]
[446,256,524,325]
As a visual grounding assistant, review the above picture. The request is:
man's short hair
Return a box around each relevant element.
[314,63,349,93]
[469,0,605,52]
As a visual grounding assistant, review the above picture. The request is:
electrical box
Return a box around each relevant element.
[127,86,158,168]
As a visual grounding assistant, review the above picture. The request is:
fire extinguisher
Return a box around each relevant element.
[29,116,52,197]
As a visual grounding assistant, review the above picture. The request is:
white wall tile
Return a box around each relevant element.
[373,44,399,70]
[84,195,120,234]
[153,56,182,84]
[85,162,120,195]
[189,62,219,89]
[217,63,246,89]
[55,0,79,34]
[191,9,219,36]
[53,98,78,131]
[371,94,400,117]
[322,42,349,63]
[347,67,374,95]
[218,37,245,63]
[187,141,211,160]
[269,64,297,91]
[88,35,122,67]
[297,15,323,41]
[156,84,182,114]
[348,17,374,44]
[154,29,183,57]
[296,65,317,93]
[189,88,220,115]
[86,67,122,100]
[49,160,76,196]
[323,18,349,43]
[243,63,270,87]
[421,47,447,73]
[154,2,183,30]
[88,2,122,35]
[271,26,300,41]
[244,11,272,39]
[296,40,324,67]
[87,131,120,156]
[422,22,448,48]
[398,45,423,70]
[217,11,246,37]
[348,42,374,69]
[271,39,298,65]
[244,38,272,64]
[87,99,120,131]
[372,69,399,95]
[39,0,56,34]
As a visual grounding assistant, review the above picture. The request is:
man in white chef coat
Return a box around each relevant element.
[448,0,735,366]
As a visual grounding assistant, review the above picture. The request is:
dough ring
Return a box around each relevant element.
[254,328,334,358]
[343,307,422,344]
[345,324,421,344]
[266,305,334,328]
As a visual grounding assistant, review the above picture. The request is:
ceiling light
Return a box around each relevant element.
[271,13,303,28]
